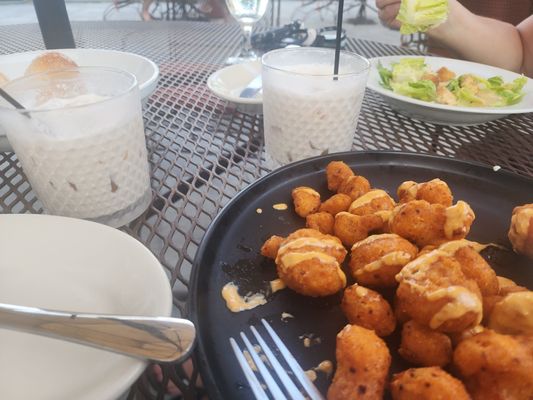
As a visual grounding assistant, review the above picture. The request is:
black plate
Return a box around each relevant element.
[189,151,533,400]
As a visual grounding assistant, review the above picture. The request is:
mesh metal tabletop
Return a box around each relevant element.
[1,21,532,399]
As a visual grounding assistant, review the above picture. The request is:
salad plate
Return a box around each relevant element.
[367,55,533,125]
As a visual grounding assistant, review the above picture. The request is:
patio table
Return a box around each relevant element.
[0,20,532,399]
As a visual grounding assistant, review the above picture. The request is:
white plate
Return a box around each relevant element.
[367,55,533,125]
[0,214,172,400]
[207,60,262,114]
[0,48,159,151]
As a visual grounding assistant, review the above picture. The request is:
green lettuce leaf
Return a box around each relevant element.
[494,77,527,105]
[391,58,427,83]
[485,75,527,105]
[377,62,393,89]
[397,0,449,35]
[390,80,437,101]
[446,78,460,92]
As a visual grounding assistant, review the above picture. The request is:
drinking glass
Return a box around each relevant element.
[225,0,269,64]
[262,47,370,168]
[0,67,152,227]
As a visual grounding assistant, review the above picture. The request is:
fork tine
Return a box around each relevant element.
[250,326,306,400]
[240,332,288,400]
[261,319,325,400]
[229,337,269,400]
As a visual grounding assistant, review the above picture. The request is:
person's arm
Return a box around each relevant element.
[429,0,533,76]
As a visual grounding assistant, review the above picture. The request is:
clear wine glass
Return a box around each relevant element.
[225,0,269,64]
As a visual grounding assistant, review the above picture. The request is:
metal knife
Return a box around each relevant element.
[0,302,196,362]
[240,74,262,99]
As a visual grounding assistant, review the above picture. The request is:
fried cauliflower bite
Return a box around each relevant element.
[389,200,475,247]
[338,175,372,201]
[448,325,485,346]
[341,284,396,337]
[275,229,347,297]
[326,161,354,192]
[398,320,452,367]
[306,212,334,235]
[394,292,411,324]
[334,212,384,247]
[390,367,470,400]
[348,189,396,216]
[327,324,391,400]
[260,235,284,259]
[349,233,418,288]
[437,240,499,296]
[453,330,533,400]
[497,275,517,289]
[397,179,453,207]
[292,186,321,218]
[483,280,530,321]
[488,291,533,335]
[395,251,483,333]
[319,193,353,215]
[508,203,533,258]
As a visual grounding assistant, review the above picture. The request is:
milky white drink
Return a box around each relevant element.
[0,68,151,227]
[262,48,370,167]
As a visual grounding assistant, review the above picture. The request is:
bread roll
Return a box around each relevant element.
[25,52,78,76]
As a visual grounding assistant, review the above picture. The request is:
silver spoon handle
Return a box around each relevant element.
[0,303,195,363]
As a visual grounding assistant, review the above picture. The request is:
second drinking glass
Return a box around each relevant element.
[225,0,269,64]
[262,47,370,168]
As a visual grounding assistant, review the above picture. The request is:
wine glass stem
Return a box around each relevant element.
[241,23,253,54]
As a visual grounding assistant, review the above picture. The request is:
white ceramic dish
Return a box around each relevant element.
[0,214,172,400]
[367,55,533,125]
[0,48,159,151]
[207,60,262,114]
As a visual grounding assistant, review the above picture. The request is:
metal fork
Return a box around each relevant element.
[230,318,325,400]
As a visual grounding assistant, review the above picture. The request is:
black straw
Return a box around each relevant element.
[333,0,345,76]
[0,87,30,119]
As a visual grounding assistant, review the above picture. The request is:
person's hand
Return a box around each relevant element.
[376,0,402,30]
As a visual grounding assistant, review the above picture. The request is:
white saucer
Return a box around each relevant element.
[207,60,262,114]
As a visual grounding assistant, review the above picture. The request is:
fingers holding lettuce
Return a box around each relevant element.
[377,0,449,33]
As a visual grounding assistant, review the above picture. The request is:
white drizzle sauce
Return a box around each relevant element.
[270,278,287,293]
[357,251,413,274]
[305,360,334,382]
[444,201,474,239]
[351,233,400,250]
[348,189,390,212]
[221,282,267,312]
[427,286,482,329]
[293,187,320,197]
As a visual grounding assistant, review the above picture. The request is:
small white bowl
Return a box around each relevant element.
[0,49,159,151]
[207,60,262,114]
[0,214,172,400]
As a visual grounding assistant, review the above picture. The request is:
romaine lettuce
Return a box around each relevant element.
[390,80,437,101]
[397,0,449,35]
[377,62,393,89]
[391,58,427,83]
